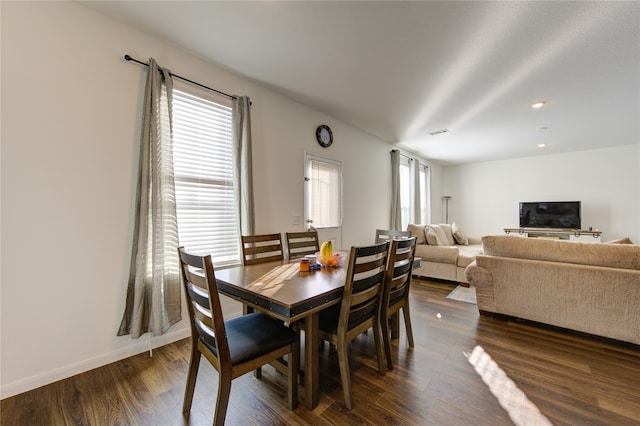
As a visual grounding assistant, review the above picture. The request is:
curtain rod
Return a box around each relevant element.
[124,54,238,101]
[390,149,413,160]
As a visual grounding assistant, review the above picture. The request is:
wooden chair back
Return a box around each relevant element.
[241,233,284,265]
[286,231,320,259]
[381,237,417,370]
[340,242,390,336]
[375,229,410,244]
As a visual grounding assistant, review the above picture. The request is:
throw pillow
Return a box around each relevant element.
[429,224,449,246]
[425,226,441,245]
[452,222,469,245]
[438,223,457,245]
[407,224,426,245]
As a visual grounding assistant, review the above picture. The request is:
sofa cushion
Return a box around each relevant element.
[452,222,469,245]
[437,224,457,246]
[482,235,640,271]
[457,245,483,268]
[407,224,426,245]
[415,244,459,263]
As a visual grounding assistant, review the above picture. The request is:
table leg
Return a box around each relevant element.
[304,313,320,409]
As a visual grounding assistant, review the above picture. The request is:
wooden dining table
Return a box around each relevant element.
[214,258,348,409]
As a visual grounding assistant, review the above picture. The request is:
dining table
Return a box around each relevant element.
[214,257,349,409]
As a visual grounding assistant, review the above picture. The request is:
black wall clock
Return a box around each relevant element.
[316,124,333,148]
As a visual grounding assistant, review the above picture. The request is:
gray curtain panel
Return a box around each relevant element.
[390,150,402,230]
[232,96,255,236]
[118,58,181,339]
[413,157,421,224]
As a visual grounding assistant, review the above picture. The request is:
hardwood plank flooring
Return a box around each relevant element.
[2,278,639,425]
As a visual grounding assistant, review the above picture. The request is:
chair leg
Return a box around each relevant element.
[390,312,400,339]
[182,347,202,414]
[403,305,415,348]
[213,371,232,426]
[253,367,262,379]
[380,315,394,370]
[336,339,353,410]
[372,323,386,375]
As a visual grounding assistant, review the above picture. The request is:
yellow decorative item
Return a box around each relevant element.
[320,241,333,258]
[318,240,346,267]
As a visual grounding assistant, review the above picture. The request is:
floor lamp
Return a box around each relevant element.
[443,196,451,224]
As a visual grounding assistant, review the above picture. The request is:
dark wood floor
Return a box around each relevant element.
[3,278,639,425]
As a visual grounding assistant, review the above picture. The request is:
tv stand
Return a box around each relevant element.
[503,228,602,243]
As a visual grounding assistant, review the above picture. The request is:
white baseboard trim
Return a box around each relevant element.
[0,328,191,400]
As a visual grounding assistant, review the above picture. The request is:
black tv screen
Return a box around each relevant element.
[519,201,581,229]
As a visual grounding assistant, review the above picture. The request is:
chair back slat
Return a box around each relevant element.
[241,233,284,265]
[286,231,320,259]
[350,282,383,307]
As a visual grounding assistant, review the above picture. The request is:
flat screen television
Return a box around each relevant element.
[519,201,581,229]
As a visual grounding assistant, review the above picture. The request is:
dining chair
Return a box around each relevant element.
[318,241,389,409]
[241,233,284,265]
[285,231,320,259]
[381,237,417,370]
[178,247,299,426]
[375,229,410,244]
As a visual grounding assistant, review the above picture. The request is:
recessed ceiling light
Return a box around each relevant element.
[531,101,546,109]
[429,129,450,136]
[537,143,547,148]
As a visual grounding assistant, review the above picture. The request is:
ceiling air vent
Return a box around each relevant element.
[429,129,450,136]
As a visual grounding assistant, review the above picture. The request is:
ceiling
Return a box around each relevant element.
[82,1,639,165]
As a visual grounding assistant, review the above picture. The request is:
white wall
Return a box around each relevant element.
[0,2,403,398]
[442,145,640,242]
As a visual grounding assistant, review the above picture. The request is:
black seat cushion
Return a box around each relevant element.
[202,313,298,365]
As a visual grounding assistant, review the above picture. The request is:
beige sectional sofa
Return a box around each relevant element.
[465,235,640,345]
[407,223,483,283]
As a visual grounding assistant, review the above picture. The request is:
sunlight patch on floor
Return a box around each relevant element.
[465,346,552,426]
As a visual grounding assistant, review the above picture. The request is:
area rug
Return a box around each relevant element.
[446,285,477,304]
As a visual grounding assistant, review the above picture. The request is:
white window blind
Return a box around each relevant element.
[172,87,240,266]
[305,155,342,228]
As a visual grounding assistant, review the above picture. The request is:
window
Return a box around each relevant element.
[305,154,342,228]
[172,84,240,266]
